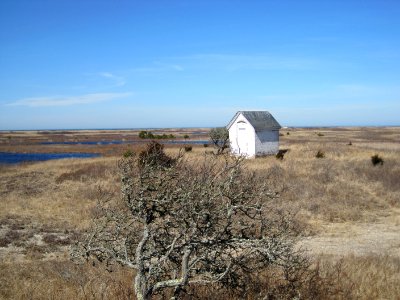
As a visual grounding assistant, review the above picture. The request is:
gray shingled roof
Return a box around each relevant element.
[227,111,281,131]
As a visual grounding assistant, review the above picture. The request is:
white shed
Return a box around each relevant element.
[227,111,281,157]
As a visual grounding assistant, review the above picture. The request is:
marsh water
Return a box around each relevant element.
[0,152,100,164]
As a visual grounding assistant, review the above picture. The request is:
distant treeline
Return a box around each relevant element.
[138,131,175,139]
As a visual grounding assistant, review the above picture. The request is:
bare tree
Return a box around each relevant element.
[74,146,305,299]
[209,127,230,155]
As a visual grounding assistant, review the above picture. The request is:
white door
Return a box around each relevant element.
[237,126,248,155]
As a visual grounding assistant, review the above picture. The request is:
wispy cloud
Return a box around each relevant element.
[170,64,184,71]
[98,72,126,87]
[335,84,381,96]
[130,63,184,74]
[172,53,320,71]
[125,54,317,77]
[7,92,132,107]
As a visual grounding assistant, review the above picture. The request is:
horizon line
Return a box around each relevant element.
[1,125,400,132]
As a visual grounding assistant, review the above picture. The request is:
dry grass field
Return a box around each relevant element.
[0,127,399,299]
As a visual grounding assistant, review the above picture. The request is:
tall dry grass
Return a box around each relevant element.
[0,261,135,300]
[0,157,119,231]
[245,141,400,224]
[1,255,398,299]
[0,127,399,299]
[314,255,400,300]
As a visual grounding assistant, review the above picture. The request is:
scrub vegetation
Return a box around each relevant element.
[0,127,399,299]
[138,131,175,140]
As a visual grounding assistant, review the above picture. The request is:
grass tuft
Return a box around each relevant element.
[371,154,384,166]
[316,150,325,158]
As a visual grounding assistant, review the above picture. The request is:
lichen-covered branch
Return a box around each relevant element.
[73,143,306,299]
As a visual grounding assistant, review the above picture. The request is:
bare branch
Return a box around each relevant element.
[74,144,306,299]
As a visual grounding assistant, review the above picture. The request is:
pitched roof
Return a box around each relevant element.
[227,111,281,131]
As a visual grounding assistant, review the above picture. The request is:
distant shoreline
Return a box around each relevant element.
[0,127,213,132]
[1,125,400,132]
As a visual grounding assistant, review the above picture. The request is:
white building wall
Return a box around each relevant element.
[228,113,256,157]
[254,130,279,155]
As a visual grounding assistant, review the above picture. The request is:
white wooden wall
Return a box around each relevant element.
[254,130,279,155]
[228,113,279,157]
[228,113,256,157]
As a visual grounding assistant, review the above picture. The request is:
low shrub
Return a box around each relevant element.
[316,150,325,158]
[317,133,324,137]
[0,236,11,247]
[276,149,288,160]
[2,230,22,246]
[43,233,71,246]
[138,141,175,169]
[123,149,134,158]
[139,131,175,139]
[184,145,192,152]
[203,143,209,148]
[55,163,109,183]
[371,154,384,166]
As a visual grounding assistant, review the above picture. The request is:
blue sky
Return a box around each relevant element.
[1,0,399,129]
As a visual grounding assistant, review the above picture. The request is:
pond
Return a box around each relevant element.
[0,152,101,164]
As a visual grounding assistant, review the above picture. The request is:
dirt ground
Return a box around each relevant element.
[302,208,400,258]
